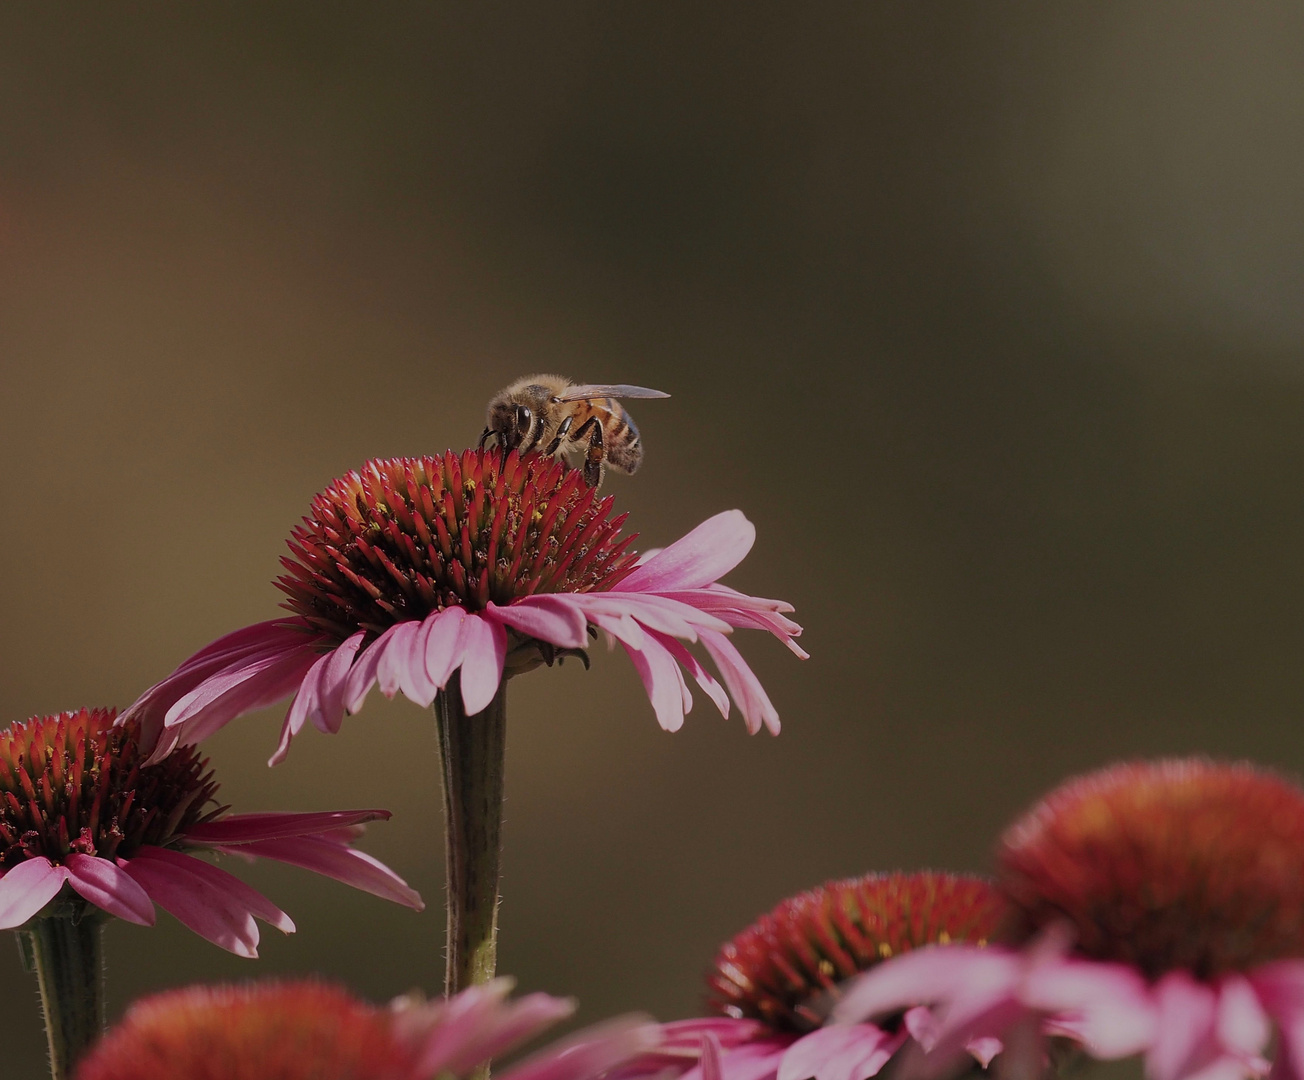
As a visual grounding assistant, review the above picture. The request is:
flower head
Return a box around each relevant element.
[614,872,1003,1080]
[75,977,657,1080]
[0,707,421,956]
[124,448,804,764]
[837,759,1304,1080]
[999,758,1304,979]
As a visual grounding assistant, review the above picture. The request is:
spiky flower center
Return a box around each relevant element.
[74,982,411,1080]
[999,758,1304,979]
[276,449,639,644]
[707,872,1003,1031]
[0,708,220,868]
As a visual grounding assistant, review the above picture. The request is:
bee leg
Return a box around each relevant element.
[543,415,573,456]
[580,417,605,488]
[478,427,493,450]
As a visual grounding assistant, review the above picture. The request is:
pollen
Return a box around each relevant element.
[999,758,1304,978]
[706,872,1004,1032]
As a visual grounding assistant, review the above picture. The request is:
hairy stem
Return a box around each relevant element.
[435,675,508,996]
[21,912,106,1080]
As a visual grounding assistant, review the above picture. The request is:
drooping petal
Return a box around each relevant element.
[487,596,589,650]
[423,607,468,688]
[1023,956,1158,1059]
[269,648,333,767]
[65,853,155,926]
[676,1040,790,1080]
[649,630,731,719]
[619,510,756,593]
[1147,972,1219,1080]
[219,833,423,910]
[375,621,421,700]
[700,629,780,735]
[702,1033,724,1080]
[778,1024,901,1080]
[1217,976,1272,1061]
[1250,963,1304,1079]
[835,945,1020,1026]
[0,858,69,928]
[310,630,365,734]
[341,623,403,715]
[459,614,507,715]
[183,809,391,845]
[499,1015,662,1080]
[120,847,293,958]
[621,634,687,732]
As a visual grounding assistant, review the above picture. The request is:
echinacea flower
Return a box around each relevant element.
[120,447,804,995]
[74,976,659,1080]
[124,449,803,765]
[836,759,1304,1080]
[4,706,422,1079]
[610,872,1004,1080]
[0,707,421,952]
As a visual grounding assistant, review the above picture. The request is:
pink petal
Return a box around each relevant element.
[834,946,1019,1026]
[223,834,423,910]
[1147,972,1219,1080]
[700,629,780,735]
[779,1025,899,1080]
[702,1034,724,1080]
[619,510,756,593]
[459,614,507,715]
[398,621,440,708]
[676,1040,790,1080]
[486,596,589,650]
[269,649,332,767]
[342,624,403,715]
[579,593,732,640]
[1217,976,1271,1060]
[184,809,391,844]
[412,983,577,1077]
[1023,957,1157,1058]
[589,609,647,650]
[310,630,365,734]
[965,1037,1002,1069]
[499,1015,662,1080]
[1250,963,1304,1077]
[650,630,731,719]
[621,634,687,732]
[121,847,293,958]
[0,858,69,928]
[423,607,468,688]
[376,621,421,699]
[65,853,155,926]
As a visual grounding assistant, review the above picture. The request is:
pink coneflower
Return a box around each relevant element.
[835,759,1304,1080]
[610,872,1004,1080]
[2,707,421,1079]
[74,976,659,1080]
[121,448,804,995]
[124,449,804,764]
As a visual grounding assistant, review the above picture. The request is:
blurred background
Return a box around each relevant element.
[3,3,1304,1073]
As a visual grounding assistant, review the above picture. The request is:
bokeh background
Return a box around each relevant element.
[4,3,1304,1073]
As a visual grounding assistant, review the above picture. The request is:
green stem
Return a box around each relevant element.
[20,913,106,1080]
[435,675,508,996]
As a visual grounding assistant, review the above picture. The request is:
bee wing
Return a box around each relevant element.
[554,384,671,402]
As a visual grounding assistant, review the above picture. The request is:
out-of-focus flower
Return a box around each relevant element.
[0,707,421,955]
[122,449,804,765]
[610,872,1004,1080]
[74,976,659,1080]
[837,759,1304,1080]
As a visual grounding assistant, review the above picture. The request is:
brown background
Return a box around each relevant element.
[3,4,1304,1075]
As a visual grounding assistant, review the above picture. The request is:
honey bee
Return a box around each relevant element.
[479,375,670,488]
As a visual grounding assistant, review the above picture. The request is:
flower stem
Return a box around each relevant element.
[19,912,106,1080]
[435,675,508,996]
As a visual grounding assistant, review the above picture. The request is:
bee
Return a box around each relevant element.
[479,375,670,488]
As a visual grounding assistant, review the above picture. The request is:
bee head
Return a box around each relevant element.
[485,383,551,454]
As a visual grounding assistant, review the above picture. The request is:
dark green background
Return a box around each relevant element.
[3,4,1304,1075]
